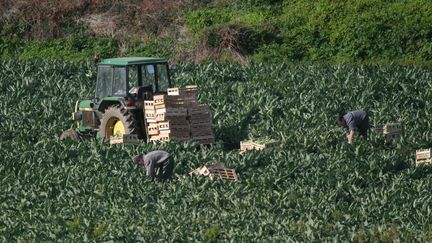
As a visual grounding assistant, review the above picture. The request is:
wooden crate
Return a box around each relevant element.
[158,121,190,131]
[155,113,187,122]
[254,140,279,150]
[193,135,215,145]
[383,123,403,135]
[157,133,190,142]
[191,123,213,134]
[160,129,190,137]
[188,104,211,116]
[110,134,139,145]
[190,163,239,181]
[191,129,213,138]
[240,140,256,151]
[416,149,432,166]
[153,94,185,107]
[147,124,159,135]
[240,139,279,152]
[167,85,198,97]
[208,168,239,181]
[149,135,161,142]
[156,107,187,116]
[144,109,156,120]
[374,124,384,133]
[144,100,154,110]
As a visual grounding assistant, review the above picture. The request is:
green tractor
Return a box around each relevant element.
[61,57,173,142]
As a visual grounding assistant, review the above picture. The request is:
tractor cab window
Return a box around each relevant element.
[113,67,127,97]
[156,64,169,92]
[96,65,113,98]
[128,65,139,89]
[142,64,155,92]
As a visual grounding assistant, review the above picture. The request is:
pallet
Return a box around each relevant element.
[110,134,139,145]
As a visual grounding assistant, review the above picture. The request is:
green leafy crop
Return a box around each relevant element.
[1,60,432,241]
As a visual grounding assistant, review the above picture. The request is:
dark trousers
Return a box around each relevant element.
[155,157,174,180]
[358,114,370,138]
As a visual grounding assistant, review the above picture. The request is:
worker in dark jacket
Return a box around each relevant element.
[336,110,369,144]
[133,150,174,180]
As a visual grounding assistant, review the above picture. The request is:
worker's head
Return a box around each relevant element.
[133,154,144,165]
[336,116,346,127]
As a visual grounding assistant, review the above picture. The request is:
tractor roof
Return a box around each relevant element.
[99,57,167,66]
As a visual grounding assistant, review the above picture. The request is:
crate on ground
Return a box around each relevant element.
[240,140,256,151]
[253,139,279,150]
[416,149,432,166]
[374,124,384,133]
[110,134,139,145]
[240,138,279,152]
[383,123,403,135]
[190,163,239,181]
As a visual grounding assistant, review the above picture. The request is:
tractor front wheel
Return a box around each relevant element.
[99,105,137,139]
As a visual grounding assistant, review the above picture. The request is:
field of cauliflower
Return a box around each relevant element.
[1,60,432,241]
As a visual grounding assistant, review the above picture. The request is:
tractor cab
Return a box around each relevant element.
[71,57,173,140]
[95,57,171,102]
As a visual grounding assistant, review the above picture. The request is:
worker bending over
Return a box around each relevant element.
[336,110,369,144]
[134,150,174,180]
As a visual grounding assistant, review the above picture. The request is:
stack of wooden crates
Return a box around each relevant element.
[144,85,215,144]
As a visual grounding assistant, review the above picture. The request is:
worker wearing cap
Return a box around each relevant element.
[133,150,174,180]
[336,110,369,144]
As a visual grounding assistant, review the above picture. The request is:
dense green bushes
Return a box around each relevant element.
[0,0,431,64]
[185,0,432,64]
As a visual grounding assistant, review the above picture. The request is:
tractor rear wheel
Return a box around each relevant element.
[99,105,137,139]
